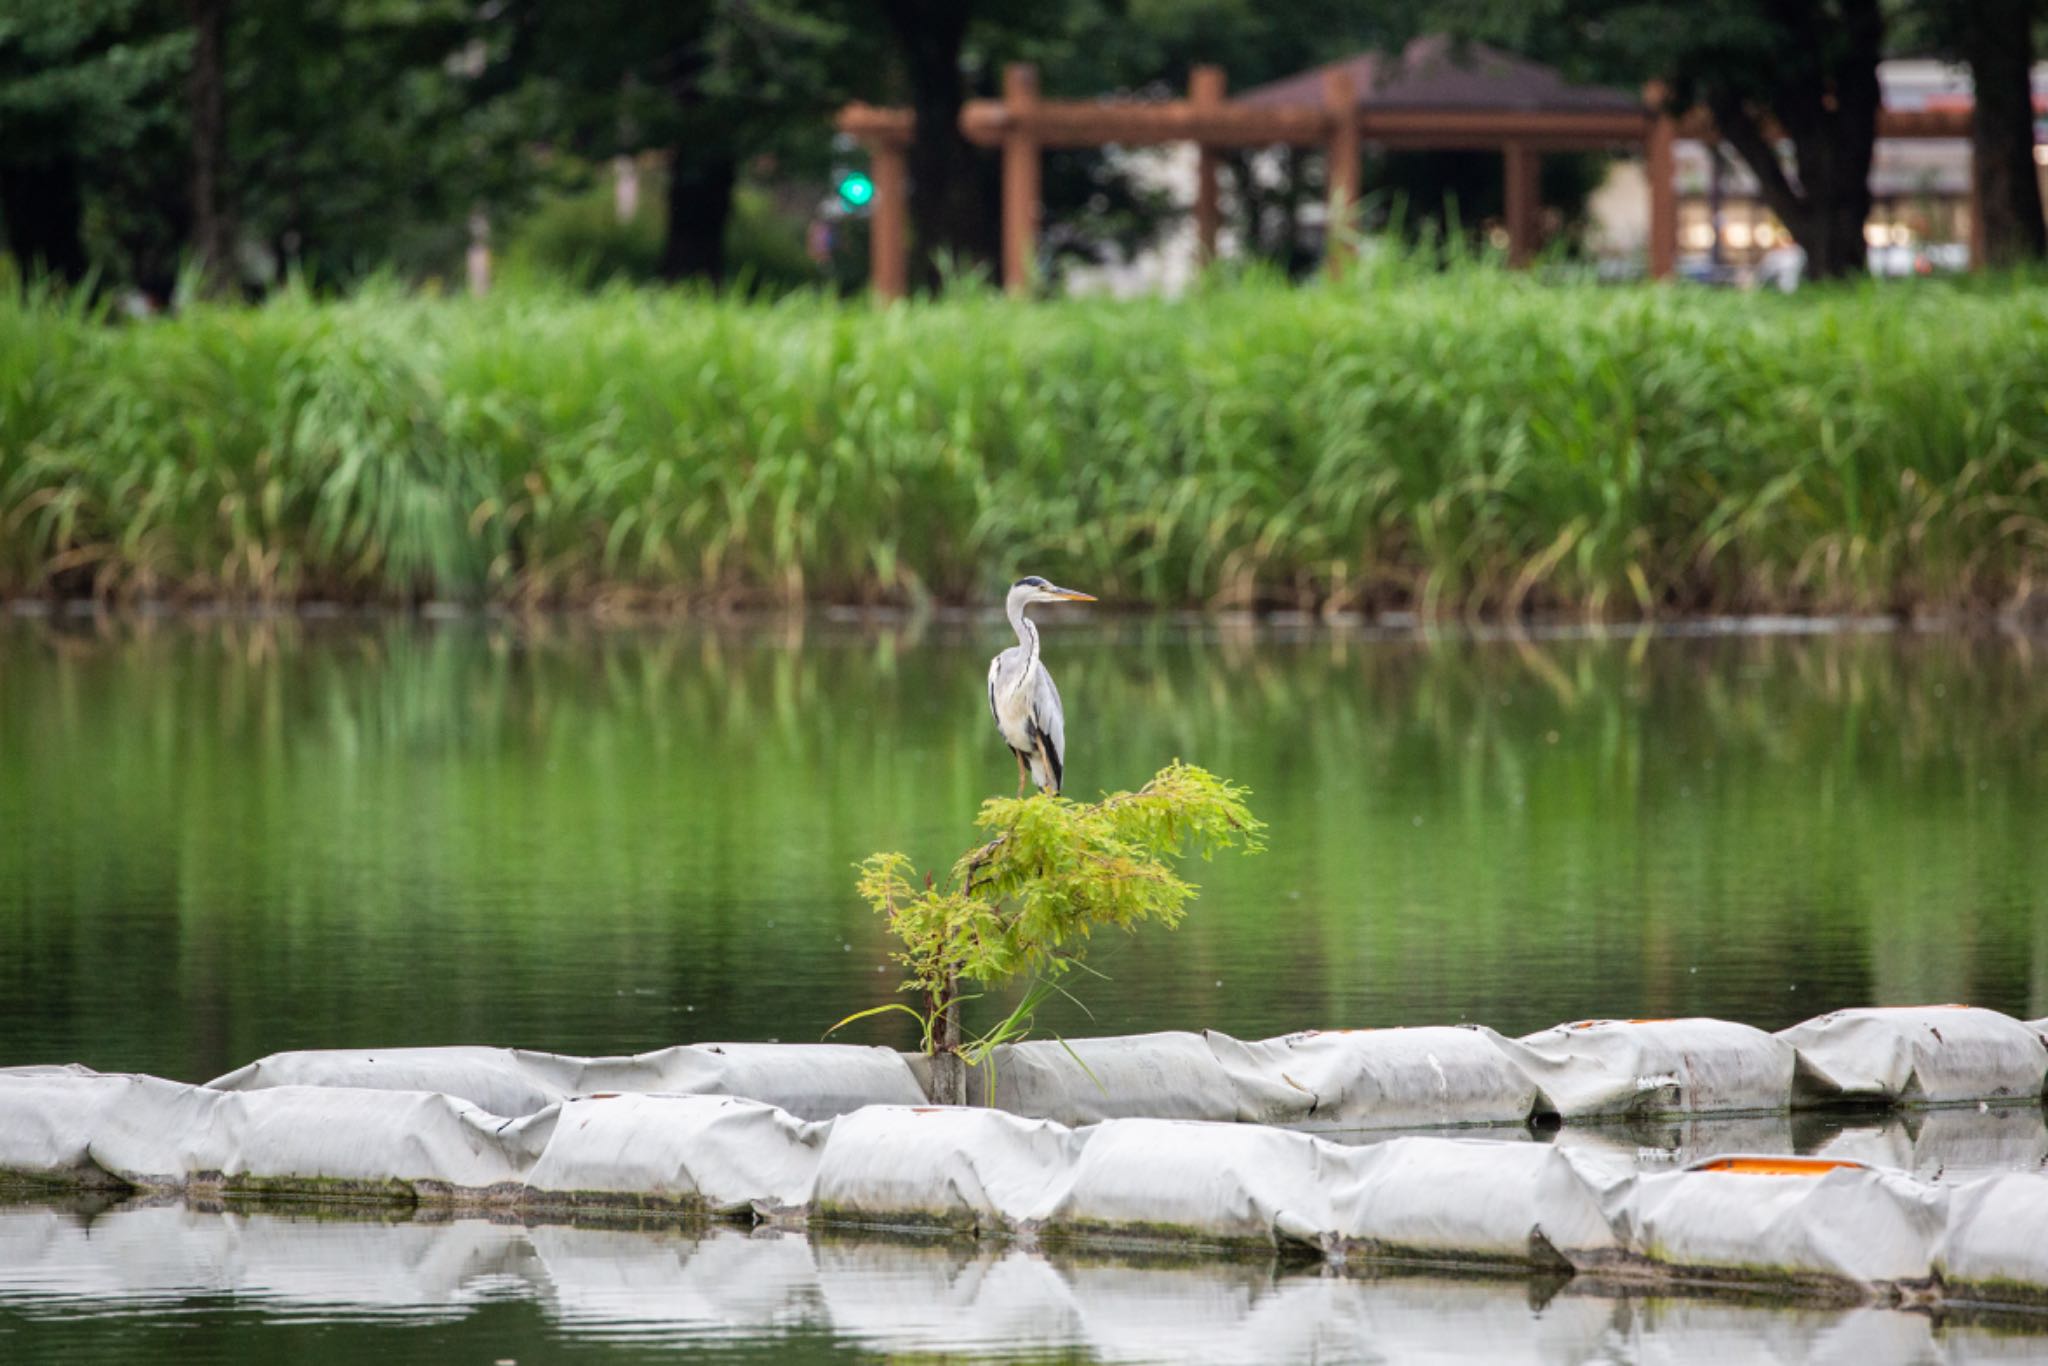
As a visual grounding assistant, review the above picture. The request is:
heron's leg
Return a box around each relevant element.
[1014,749,1031,797]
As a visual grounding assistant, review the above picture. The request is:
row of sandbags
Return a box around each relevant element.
[8,1203,2022,1365]
[5,1064,2048,1308]
[205,1005,2048,1128]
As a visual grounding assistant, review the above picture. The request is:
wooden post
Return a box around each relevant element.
[1645,84,1678,281]
[1001,63,1041,297]
[1322,68,1359,278]
[870,139,909,301]
[1190,65,1226,265]
[1504,141,1540,267]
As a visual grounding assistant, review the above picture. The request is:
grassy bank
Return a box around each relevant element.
[2,269,2044,615]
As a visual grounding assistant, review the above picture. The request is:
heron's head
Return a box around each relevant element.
[1009,575,1096,606]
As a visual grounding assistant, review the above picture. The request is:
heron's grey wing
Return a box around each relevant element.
[1032,662,1067,791]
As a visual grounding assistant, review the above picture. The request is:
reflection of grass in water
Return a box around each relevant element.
[0,618,2043,1080]
[1,271,2045,613]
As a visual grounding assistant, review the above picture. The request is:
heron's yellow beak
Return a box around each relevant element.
[1055,589,1097,601]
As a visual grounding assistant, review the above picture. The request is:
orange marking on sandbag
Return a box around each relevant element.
[1693,1156,1864,1177]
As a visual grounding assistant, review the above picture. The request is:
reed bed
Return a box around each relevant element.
[2,268,2044,615]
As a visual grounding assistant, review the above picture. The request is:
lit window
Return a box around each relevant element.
[1725,222,1754,249]
[1863,223,1889,247]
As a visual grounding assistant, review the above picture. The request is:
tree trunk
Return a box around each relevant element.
[878,0,989,291]
[1960,0,2047,266]
[185,0,235,296]
[1705,0,1882,281]
[0,156,88,284]
[659,147,736,284]
[927,975,966,1106]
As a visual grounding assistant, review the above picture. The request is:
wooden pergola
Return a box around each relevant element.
[835,38,1979,298]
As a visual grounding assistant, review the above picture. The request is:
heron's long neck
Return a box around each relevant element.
[1008,596,1039,672]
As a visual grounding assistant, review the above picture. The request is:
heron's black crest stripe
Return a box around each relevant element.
[1012,575,1049,588]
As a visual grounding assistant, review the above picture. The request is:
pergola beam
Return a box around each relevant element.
[836,65,1981,300]
[838,101,1652,151]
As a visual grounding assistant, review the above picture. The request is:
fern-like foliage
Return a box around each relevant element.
[847,762,1263,1059]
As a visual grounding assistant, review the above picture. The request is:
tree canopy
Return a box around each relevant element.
[0,0,2039,294]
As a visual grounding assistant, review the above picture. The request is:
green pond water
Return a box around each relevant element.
[4,611,2048,1363]
[2,613,2045,1084]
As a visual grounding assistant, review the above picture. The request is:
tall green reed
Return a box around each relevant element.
[2,264,2043,615]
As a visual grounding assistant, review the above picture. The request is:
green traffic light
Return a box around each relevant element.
[838,172,875,208]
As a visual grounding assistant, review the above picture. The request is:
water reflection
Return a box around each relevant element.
[0,1197,2030,1365]
[2,615,2043,1082]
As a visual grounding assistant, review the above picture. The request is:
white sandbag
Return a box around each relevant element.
[0,1068,148,1186]
[568,1043,928,1121]
[523,1093,824,1215]
[1931,1173,2048,1308]
[956,1032,1243,1123]
[1486,1019,1797,1119]
[0,1068,540,1199]
[1208,1027,1540,1130]
[943,1027,1537,1130]
[210,1041,926,1122]
[1335,1136,1619,1268]
[1619,1156,1946,1290]
[810,1106,1085,1234]
[1779,1007,2048,1107]
[227,1086,547,1199]
[1030,1119,1344,1254]
[209,1046,567,1118]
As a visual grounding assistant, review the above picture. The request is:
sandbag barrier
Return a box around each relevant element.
[10,1070,2048,1311]
[203,1006,2048,1129]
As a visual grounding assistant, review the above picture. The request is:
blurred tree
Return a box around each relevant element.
[1450,0,1886,279]
[223,1,526,288]
[1902,0,2045,266]
[483,0,850,284]
[868,0,990,288]
[183,0,231,294]
[0,0,185,284]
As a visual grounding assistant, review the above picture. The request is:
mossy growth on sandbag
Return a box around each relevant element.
[0,1164,134,1195]
[810,1200,992,1237]
[214,1173,524,1208]
[838,763,1264,1105]
[517,1187,732,1221]
[1034,1215,1314,1261]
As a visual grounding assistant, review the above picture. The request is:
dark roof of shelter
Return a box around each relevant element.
[1236,35,1641,114]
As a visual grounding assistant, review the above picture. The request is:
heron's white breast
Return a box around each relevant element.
[993,664,1037,751]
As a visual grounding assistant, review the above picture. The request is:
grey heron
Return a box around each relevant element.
[989,576,1096,796]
